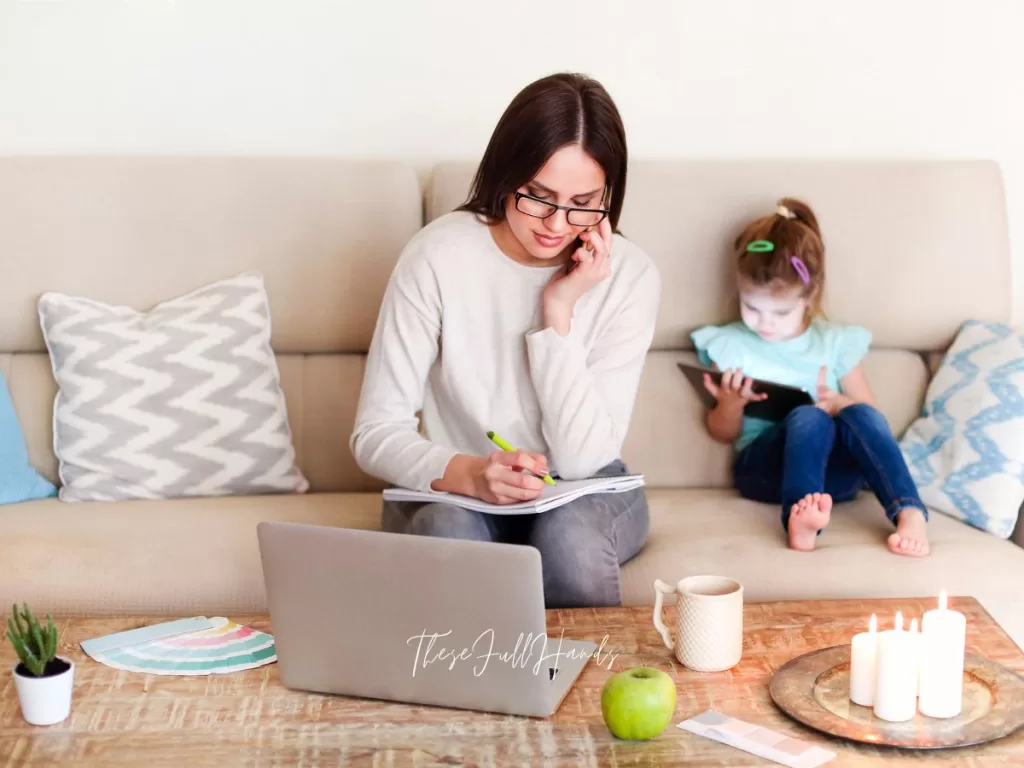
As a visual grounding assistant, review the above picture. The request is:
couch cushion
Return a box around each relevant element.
[621,489,1024,649]
[0,157,421,354]
[428,160,1013,352]
[0,346,934,496]
[5,489,1022,635]
[0,158,1012,497]
[1,351,388,494]
[624,349,929,488]
[0,493,384,617]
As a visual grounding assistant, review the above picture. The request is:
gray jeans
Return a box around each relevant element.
[381,459,649,609]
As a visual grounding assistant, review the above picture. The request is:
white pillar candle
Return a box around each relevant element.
[919,589,966,719]
[873,611,917,722]
[849,613,878,706]
[909,618,921,697]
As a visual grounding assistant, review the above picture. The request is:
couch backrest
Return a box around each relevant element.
[428,160,1013,487]
[0,157,420,492]
[429,159,1013,351]
[0,157,1013,492]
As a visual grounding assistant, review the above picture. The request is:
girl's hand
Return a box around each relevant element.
[815,366,855,415]
[541,217,614,333]
[703,369,768,409]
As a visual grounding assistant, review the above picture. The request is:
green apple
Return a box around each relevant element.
[600,666,677,740]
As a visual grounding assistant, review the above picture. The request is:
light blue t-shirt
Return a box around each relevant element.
[690,319,872,452]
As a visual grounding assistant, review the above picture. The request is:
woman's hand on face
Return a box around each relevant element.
[541,216,613,332]
[464,450,549,505]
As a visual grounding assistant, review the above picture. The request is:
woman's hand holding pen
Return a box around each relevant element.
[433,452,549,504]
[477,451,549,504]
[541,217,613,335]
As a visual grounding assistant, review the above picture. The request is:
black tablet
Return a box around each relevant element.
[677,362,814,422]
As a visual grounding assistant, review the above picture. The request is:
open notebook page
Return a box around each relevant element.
[382,475,645,515]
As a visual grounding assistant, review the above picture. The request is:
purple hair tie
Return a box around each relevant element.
[790,256,810,285]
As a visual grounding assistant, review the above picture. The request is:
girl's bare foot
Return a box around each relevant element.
[788,493,832,552]
[888,508,930,557]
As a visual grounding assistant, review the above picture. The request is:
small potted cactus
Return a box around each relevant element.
[5,603,74,725]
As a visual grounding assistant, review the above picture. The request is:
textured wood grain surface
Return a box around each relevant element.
[1,597,1021,766]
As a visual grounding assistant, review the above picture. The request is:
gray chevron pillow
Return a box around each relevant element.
[38,272,309,502]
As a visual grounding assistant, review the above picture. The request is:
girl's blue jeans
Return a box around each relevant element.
[732,403,929,532]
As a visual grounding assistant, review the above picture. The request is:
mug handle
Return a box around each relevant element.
[652,579,676,650]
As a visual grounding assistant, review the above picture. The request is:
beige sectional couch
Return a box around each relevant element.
[1,156,1022,647]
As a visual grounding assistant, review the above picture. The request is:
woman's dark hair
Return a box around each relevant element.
[457,73,628,230]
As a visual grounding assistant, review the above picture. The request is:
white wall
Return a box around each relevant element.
[2,0,1022,323]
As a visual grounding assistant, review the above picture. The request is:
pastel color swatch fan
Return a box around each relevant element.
[81,616,276,676]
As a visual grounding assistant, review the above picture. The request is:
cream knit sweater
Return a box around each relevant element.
[350,211,661,491]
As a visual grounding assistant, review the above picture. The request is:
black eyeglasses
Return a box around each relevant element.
[514,192,609,227]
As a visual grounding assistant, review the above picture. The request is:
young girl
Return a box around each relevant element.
[691,198,930,557]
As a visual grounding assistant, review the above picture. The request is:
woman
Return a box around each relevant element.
[349,72,661,608]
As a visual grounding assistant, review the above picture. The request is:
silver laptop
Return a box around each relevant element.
[256,522,598,717]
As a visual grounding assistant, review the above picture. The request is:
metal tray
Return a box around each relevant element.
[769,646,1024,749]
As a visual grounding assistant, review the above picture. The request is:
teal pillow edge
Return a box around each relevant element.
[0,373,57,505]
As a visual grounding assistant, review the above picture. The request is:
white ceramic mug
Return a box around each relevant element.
[653,575,744,672]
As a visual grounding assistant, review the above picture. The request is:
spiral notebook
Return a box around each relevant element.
[382,475,645,515]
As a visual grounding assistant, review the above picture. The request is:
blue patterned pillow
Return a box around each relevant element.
[0,373,57,505]
[899,321,1024,538]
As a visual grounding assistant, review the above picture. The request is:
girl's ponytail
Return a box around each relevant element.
[734,197,827,316]
[776,198,822,240]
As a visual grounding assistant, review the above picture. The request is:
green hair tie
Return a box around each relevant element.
[746,240,775,253]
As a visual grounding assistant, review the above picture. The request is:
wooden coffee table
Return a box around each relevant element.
[1,597,1021,766]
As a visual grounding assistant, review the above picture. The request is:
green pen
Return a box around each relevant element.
[486,430,556,486]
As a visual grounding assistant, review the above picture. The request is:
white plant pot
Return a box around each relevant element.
[12,657,75,726]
